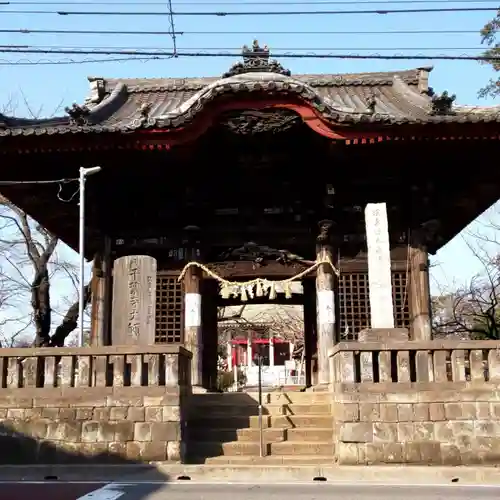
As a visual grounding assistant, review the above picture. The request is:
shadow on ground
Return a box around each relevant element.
[0,422,175,498]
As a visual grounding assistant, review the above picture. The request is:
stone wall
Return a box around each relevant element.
[0,345,191,464]
[330,339,500,465]
[333,382,500,465]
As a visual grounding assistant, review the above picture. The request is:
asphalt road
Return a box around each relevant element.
[70,483,500,500]
[1,482,499,500]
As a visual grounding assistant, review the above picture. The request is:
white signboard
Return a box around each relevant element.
[184,292,202,328]
[364,203,395,328]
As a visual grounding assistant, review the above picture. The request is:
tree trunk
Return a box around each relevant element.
[32,268,52,347]
[50,283,92,347]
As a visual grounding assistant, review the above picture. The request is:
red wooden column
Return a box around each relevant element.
[316,220,337,385]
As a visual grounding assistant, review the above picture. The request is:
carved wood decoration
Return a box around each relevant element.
[219,109,302,135]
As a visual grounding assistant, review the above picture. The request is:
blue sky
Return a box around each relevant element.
[0,0,499,341]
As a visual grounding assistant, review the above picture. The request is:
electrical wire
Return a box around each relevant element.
[3,0,500,4]
[0,6,498,15]
[166,0,177,56]
[0,178,78,185]
[0,44,487,51]
[0,28,482,36]
[0,56,165,64]
[0,48,496,60]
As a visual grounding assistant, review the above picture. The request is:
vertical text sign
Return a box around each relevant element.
[364,203,395,328]
[112,255,157,345]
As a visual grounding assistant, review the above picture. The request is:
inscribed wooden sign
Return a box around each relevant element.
[364,203,395,329]
[112,255,157,345]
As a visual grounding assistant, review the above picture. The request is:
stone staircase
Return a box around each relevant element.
[186,390,335,465]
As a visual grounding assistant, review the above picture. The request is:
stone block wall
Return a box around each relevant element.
[333,382,500,465]
[0,345,192,465]
[330,339,500,465]
[0,387,185,464]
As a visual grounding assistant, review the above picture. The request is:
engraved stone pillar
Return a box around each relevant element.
[316,220,337,385]
[111,255,157,345]
[365,203,395,329]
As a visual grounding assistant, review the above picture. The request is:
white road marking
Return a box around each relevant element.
[76,483,126,500]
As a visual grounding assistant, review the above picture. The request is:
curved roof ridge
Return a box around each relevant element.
[94,67,427,94]
[391,75,432,113]
[86,82,129,124]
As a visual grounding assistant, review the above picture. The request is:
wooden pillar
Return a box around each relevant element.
[303,279,316,388]
[182,225,204,388]
[184,265,203,387]
[409,231,432,341]
[202,278,219,391]
[90,236,112,346]
[316,220,337,385]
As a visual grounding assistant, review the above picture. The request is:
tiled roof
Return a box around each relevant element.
[1,60,499,137]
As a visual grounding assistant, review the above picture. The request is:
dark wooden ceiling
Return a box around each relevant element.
[0,122,499,258]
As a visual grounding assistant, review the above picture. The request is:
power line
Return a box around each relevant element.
[0,6,498,15]
[0,56,166,65]
[0,178,78,185]
[0,44,487,51]
[0,28,481,36]
[167,0,177,56]
[2,0,500,4]
[0,48,496,60]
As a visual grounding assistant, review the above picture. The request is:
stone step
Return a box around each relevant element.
[191,391,331,405]
[203,455,336,465]
[189,427,286,443]
[189,414,333,429]
[197,403,331,417]
[189,427,333,443]
[192,441,334,457]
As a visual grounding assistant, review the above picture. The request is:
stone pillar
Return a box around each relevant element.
[409,231,432,340]
[184,265,203,388]
[316,220,337,385]
[111,255,157,345]
[365,203,394,328]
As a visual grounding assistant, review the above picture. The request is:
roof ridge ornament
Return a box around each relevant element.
[65,103,91,125]
[222,40,291,78]
[429,89,456,116]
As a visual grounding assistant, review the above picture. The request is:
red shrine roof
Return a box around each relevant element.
[1,43,500,137]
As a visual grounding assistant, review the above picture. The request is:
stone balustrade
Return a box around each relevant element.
[330,340,500,385]
[0,345,191,464]
[328,339,500,465]
[0,345,191,389]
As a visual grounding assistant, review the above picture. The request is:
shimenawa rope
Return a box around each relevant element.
[178,257,339,301]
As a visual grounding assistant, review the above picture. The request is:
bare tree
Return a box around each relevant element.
[217,304,304,358]
[0,196,93,347]
[0,94,93,348]
[432,205,500,340]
